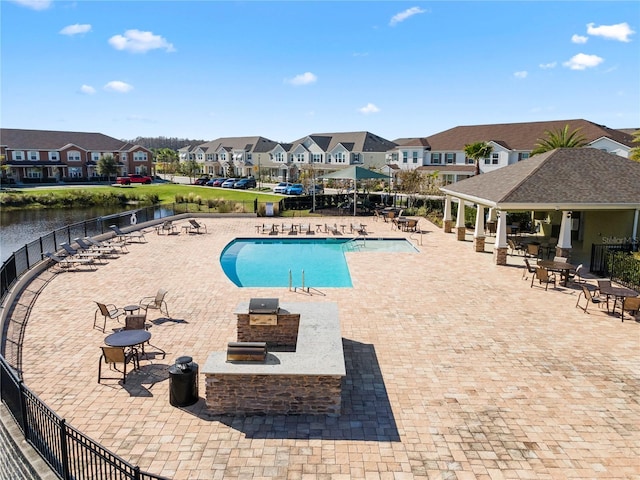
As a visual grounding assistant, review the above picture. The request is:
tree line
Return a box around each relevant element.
[123,136,206,150]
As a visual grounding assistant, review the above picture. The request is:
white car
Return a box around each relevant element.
[273,182,292,194]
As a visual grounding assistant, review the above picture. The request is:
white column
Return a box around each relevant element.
[495,211,508,248]
[488,208,497,221]
[455,199,465,228]
[444,195,452,222]
[633,209,639,241]
[474,205,485,238]
[557,211,572,249]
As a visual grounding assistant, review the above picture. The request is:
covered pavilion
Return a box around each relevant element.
[440,148,640,267]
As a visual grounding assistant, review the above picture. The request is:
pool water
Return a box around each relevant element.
[220,238,418,288]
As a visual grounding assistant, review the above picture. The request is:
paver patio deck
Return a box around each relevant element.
[11,216,640,479]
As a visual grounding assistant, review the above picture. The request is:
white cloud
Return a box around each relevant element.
[60,24,92,36]
[359,103,380,114]
[587,22,635,42]
[389,7,426,26]
[79,85,96,95]
[539,62,557,69]
[104,81,134,93]
[514,71,528,79]
[286,72,317,86]
[563,53,604,70]
[108,29,175,53]
[571,34,588,44]
[9,0,51,10]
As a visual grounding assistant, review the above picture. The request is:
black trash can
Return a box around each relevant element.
[169,356,199,407]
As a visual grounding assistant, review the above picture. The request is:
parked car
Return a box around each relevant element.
[115,174,152,185]
[285,184,305,195]
[193,177,210,185]
[233,178,256,189]
[221,178,238,188]
[273,182,292,194]
[307,184,324,194]
[208,178,226,187]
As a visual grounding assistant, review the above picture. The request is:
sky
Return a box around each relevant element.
[1,0,639,143]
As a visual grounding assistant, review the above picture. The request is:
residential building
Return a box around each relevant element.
[194,136,279,178]
[0,128,153,184]
[265,131,396,182]
[387,119,637,185]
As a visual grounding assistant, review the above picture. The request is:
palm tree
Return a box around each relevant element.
[531,125,587,156]
[464,141,493,175]
[629,129,640,163]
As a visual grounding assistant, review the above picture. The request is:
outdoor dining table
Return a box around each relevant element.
[597,284,639,322]
[537,260,576,287]
[105,330,151,350]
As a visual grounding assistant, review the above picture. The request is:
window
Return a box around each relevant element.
[391,153,398,163]
[133,151,147,161]
[120,153,127,161]
[491,153,499,165]
[67,151,81,161]
[197,153,203,161]
[28,151,39,161]
[352,153,361,164]
[274,152,284,162]
[327,153,332,163]
[334,152,345,163]
[49,152,59,161]
[312,153,323,163]
[402,152,408,163]
[68,167,82,178]
[518,152,530,161]
[26,168,42,179]
[445,153,455,164]
[92,153,100,162]
[431,153,441,164]
[295,153,305,163]
[12,151,24,161]
[465,156,474,165]
[412,152,418,164]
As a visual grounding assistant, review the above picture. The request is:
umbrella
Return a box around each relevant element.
[321,166,388,215]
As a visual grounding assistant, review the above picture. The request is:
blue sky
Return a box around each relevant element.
[1,1,638,143]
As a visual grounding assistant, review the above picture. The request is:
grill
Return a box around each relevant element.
[249,298,279,325]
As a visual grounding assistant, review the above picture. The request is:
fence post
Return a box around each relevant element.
[59,419,71,480]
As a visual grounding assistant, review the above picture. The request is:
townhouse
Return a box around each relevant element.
[0,128,153,184]
[387,119,636,185]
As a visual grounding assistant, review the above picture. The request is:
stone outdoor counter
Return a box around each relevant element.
[202,302,345,415]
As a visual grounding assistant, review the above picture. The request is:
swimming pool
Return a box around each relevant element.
[220,237,418,288]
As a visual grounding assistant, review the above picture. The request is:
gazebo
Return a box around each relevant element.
[439,148,640,266]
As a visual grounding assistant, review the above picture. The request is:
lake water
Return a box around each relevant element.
[0,207,129,262]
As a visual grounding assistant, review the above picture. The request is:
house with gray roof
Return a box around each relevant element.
[193,136,278,178]
[0,128,153,184]
[439,148,640,267]
[388,119,637,185]
[265,131,396,182]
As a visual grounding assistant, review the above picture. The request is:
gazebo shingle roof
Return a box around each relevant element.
[441,148,640,209]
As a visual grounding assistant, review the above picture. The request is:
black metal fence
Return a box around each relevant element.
[1,357,169,480]
[590,243,640,290]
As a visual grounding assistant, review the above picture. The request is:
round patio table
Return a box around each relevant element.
[597,284,639,322]
[538,260,576,287]
[104,330,151,348]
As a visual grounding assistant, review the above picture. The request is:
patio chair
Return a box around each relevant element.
[508,238,525,256]
[525,243,542,260]
[60,242,104,260]
[531,266,556,291]
[575,285,604,313]
[98,346,139,384]
[84,236,128,253]
[188,219,207,234]
[43,251,96,272]
[567,264,585,284]
[403,219,418,232]
[522,257,537,280]
[109,225,146,243]
[156,220,177,235]
[139,288,170,318]
[94,301,126,332]
[597,280,613,312]
[621,296,640,319]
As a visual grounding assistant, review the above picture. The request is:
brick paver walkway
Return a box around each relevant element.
[17,216,639,479]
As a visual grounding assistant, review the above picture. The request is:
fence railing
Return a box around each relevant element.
[1,357,170,480]
[590,243,640,290]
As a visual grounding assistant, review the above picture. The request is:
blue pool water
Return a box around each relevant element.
[220,237,418,288]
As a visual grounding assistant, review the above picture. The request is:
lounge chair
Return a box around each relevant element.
[350,223,367,235]
[139,288,170,318]
[94,301,126,332]
[109,224,146,243]
[98,346,139,384]
[155,220,177,235]
[188,219,207,234]
[74,237,119,257]
[84,236,128,253]
[60,242,105,260]
[43,252,96,271]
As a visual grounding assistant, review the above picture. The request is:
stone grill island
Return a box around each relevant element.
[202,301,346,415]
